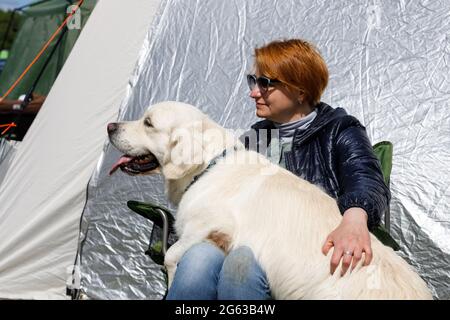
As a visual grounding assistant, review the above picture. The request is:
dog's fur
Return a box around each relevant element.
[108,101,432,299]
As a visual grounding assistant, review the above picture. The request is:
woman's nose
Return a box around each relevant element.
[249,86,261,98]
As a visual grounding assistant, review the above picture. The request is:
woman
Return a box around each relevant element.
[166,39,390,300]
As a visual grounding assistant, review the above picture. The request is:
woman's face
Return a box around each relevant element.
[249,74,303,123]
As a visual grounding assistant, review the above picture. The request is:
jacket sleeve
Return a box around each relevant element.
[334,124,391,230]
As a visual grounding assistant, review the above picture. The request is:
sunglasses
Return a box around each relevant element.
[246,74,281,93]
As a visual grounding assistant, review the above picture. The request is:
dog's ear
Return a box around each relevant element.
[162,121,205,180]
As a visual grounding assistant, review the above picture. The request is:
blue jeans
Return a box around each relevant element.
[166,242,272,300]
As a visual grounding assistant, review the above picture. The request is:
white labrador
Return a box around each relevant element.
[108,101,432,299]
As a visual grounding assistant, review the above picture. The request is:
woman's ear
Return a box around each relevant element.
[162,122,204,180]
[297,91,306,105]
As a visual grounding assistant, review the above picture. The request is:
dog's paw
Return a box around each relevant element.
[165,266,176,289]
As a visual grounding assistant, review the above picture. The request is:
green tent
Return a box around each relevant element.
[0,0,97,100]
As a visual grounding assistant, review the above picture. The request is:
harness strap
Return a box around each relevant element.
[184,145,239,193]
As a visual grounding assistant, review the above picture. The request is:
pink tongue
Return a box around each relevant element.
[109,155,134,175]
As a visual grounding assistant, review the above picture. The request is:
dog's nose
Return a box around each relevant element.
[107,123,118,134]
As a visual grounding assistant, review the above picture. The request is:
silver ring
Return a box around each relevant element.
[344,251,353,256]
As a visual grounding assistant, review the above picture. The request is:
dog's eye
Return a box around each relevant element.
[144,118,153,127]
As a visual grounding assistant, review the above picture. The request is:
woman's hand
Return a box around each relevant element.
[321,207,373,276]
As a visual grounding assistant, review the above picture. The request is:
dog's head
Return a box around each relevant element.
[108,101,232,181]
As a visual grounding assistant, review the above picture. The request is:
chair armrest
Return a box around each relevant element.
[127,200,177,264]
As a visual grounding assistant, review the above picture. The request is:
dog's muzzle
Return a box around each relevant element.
[109,153,160,176]
[107,122,160,176]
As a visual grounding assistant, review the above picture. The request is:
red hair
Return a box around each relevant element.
[254,39,329,106]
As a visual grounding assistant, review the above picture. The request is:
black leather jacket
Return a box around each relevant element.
[240,102,390,230]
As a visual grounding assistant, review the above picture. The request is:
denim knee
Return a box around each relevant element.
[166,242,225,300]
[221,246,256,284]
[218,246,271,300]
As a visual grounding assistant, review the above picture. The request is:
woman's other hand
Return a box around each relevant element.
[321,207,373,276]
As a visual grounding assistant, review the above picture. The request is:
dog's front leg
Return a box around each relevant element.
[164,241,183,289]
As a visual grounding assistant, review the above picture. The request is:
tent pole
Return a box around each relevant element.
[21,26,69,110]
[6,26,68,140]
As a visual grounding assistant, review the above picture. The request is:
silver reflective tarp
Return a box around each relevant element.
[77,0,450,299]
[0,139,19,187]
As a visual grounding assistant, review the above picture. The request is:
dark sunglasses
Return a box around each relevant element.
[246,74,281,92]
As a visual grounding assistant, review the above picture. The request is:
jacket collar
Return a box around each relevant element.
[250,102,348,146]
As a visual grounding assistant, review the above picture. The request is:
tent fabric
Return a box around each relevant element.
[0,0,162,299]
[0,0,97,100]
[0,0,448,300]
[76,0,450,299]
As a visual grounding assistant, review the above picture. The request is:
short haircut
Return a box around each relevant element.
[254,39,329,106]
